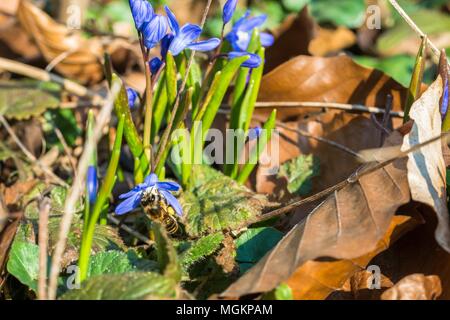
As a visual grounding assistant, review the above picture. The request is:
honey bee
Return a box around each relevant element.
[140,187,179,234]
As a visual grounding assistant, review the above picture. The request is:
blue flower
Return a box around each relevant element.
[149,57,163,75]
[225,11,274,51]
[115,173,182,216]
[129,0,154,31]
[164,6,220,56]
[248,126,263,141]
[142,14,168,49]
[223,0,238,26]
[126,87,138,109]
[442,78,449,117]
[228,51,261,68]
[86,165,98,204]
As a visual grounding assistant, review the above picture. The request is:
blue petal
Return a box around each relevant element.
[164,6,180,35]
[260,32,274,48]
[228,51,261,68]
[142,15,168,49]
[156,181,181,192]
[161,34,174,58]
[187,38,220,52]
[86,166,98,204]
[144,173,158,187]
[169,24,202,56]
[160,190,183,217]
[126,87,138,109]
[223,0,238,25]
[233,10,251,30]
[115,191,142,215]
[238,15,266,32]
[442,78,449,117]
[130,0,154,31]
[248,127,263,141]
[149,57,162,75]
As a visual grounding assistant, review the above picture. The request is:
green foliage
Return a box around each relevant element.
[310,0,366,28]
[277,154,320,196]
[44,109,81,148]
[181,165,271,237]
[282,0,309,12]
[179,233,225,270]
[235,227,283,274]
[262,283,294,300]
[0,81,60,120]
[60,272,178,300]
[152,223,181,282]
[7,241,41,292]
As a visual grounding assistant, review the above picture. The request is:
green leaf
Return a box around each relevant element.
[152,223,181,282]
[181,165,272,237]
[262,282,294,300]
[310,0,366,28]
[235,227,283,274]
[60,272,178,300]
[277,154,320,196]
[87,251,134,278]
[7,241,40,292]
[282,0,310,12]
[179,233,224,270]
[0,81,60,120]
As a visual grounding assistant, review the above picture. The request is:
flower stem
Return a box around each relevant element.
[143,60,153,169]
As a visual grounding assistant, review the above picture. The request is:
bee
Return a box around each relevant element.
[140,187,179,234]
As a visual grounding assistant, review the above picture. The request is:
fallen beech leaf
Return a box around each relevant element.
[255,55,406,203]
[308,26,356,57]
[381,274,442,300]
[221,131,410,298]
[286,215,415,300]
[401,76,450,252]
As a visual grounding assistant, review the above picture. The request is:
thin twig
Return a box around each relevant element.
[388,0,450,67]
[47,81,121,300]
[107,214,154,246]
[0,115,68,187]
[54,127,77,176]
[248,130,450,226]
[153,0,213,171]
[253,101,404,118]
[38,198,50,301]
[0,57,101,101]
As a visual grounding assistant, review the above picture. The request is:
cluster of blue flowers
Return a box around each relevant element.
[116,0,275,216]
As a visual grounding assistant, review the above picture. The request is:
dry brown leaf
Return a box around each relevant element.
[381,274,442,300]
[286,215,416,300]
[221,131,410,298]
[0,218,20,277]
[308,27,356,57]
[2,180,36,208]
[255,55,406,204]
[401,76,450,252]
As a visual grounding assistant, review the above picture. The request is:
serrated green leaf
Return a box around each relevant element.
[87,251,134,278]
[277,154,320,196]
[60,272,178,300]
[235,227,283,274]
[0,81,60,120]
[181,165,271,237]
[179,233,224,270]
[7,241,40,292]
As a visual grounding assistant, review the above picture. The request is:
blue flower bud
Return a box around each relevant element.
[228,51,262,68]
[86,166,98,204]
[129,0,154,31]
[149,57,163,75]
[442,78,449,118]
[223,0,238,25]
[248,127,263,140]
[126,88,138,109]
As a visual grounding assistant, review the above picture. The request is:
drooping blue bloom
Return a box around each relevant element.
[129,0,154,31]
[228,51,261,68]
[86,165,98,204]
[248,127,263,141]
[225,11,274,51]
[142,14,168,49]
[126,88,138,109]
[115,173,182,216]
[442,78,449,117]
[223,0,238,26]
[164,6,220,56]
[149,57,163,75]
